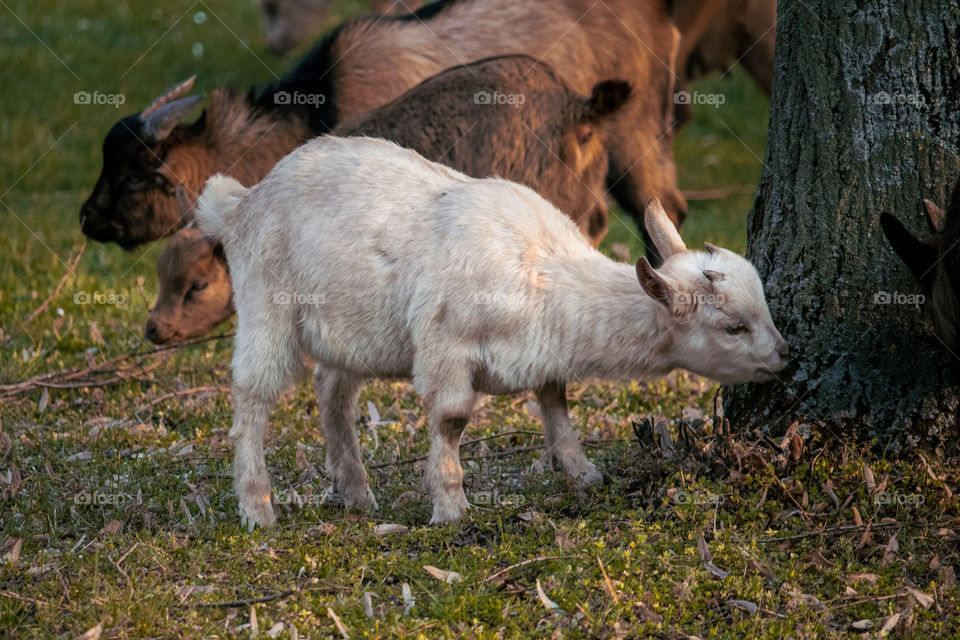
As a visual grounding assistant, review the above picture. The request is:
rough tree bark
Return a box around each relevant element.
[724,0,960,444]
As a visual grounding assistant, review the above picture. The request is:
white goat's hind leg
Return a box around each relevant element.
[231,386,279,529]
[537,381,603,489]
[312,365,376,510]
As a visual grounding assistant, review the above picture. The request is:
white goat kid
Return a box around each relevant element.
[196,136,788,528]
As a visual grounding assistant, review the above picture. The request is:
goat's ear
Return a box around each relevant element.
[704,242,720,255]
[644,198,686,260]
[923,199,946,233]
[880,212,937,288]
[703,269,725,283]
[636,257,675,309]
[140,94,204,141]
[207,237,228,266]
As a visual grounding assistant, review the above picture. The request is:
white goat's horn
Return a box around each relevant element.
[643,197,686,259]
[141,75,197,117]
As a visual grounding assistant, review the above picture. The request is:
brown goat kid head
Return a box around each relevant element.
[146,227,233,345]
[880,184,960,354]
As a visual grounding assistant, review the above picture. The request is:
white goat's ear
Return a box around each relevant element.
[923,199,946,233]
[703,269,725,283]
[636,257,675,309]
[644,198,686,259]
[704,242,720,255]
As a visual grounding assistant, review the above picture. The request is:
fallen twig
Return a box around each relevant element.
[483,555,572,584]
[0,332,233,397]
[737,520,918,544]
[194,589,295,608]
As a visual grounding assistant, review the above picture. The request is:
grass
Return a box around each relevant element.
[1,1,958,638]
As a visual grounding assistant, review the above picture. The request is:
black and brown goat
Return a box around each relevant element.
[880,182,960,354]
[80,0,685,260]
[144,55,631,344]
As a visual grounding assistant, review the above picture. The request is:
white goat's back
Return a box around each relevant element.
[206,136,598,383]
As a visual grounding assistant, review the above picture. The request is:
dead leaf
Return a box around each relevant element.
[249,605,258,635]
[266,622,284,638]
[844,573,878,585]
[882,533,899,566]
[852,506,863,526]
[821,481,839,509]
[905,586,933,610]
[880,611,901,634]
[535,579,562,612]
[374,524,408,536]
[363,592,375,618]
[327,607,349,639]
[726,599,758,614]
[99,520,123,538]
[3,538,22,564]
[401,583,415,614]
[851,619,873,630]
[74,623,102,640]
[863,465,875,494]
[65,451,92,463]
[423,565,462,584]
[38,388,49,413]
[88,322,104,345]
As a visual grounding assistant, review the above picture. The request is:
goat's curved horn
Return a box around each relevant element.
[140,94,204,141]
[644,197,686,259]
[141,75,197,117]
[923,199,946,233]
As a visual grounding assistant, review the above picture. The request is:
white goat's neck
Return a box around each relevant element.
[545,256,679,383]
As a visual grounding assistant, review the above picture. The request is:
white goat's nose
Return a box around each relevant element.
[776,338,789,359]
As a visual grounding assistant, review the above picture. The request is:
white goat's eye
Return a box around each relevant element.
[726,325,748,335]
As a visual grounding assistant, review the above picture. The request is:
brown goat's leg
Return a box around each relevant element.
[231,385,278,530]
[536,381,602,489]
[313,365,376,510]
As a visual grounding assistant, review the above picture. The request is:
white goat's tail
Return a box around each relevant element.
[194,174,247,242]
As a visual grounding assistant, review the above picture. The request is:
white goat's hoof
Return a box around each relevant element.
[322,485,379,511]
[429,490,468,524]
[238,497,276,530]
[568,460,604,490]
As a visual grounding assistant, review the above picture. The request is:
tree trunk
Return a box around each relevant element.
[723,0,960,443]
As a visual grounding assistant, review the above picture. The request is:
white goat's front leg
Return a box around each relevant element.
[537,381,602,489]
[312,365,376,510]
[425,414,471,523]
[231,386,278,529]
[417,357,476,524]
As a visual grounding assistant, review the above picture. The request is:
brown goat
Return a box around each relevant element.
[258,0,422,56]
[671,0,776,126]
[145,55,631,344]
[881,183,960,355]
[81,0,685,262]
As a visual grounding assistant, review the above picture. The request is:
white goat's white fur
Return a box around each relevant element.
[196,136,788,527]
